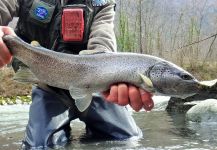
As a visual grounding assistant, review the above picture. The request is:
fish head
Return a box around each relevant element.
[145,61,201,98]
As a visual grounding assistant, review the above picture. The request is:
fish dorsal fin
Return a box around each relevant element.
[69,86,92,112]
[13,66,40,84]
[30,41,41,47]
[79,50,109,55]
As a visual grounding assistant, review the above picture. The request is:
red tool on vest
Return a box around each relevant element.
[61,8,84,42]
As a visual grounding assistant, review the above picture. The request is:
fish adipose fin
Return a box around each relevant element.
[13,66,40,84]
[69,86,92,112]
[139,73,155,92]
[79,50,111,55]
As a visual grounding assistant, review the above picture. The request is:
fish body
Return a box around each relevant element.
[3,35,202,111]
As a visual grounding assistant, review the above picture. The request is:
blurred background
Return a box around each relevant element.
[115,0,217,80]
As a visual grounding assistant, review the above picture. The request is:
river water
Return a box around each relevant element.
[1,97,217,150]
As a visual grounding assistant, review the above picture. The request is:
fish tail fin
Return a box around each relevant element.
[13,66,40,84]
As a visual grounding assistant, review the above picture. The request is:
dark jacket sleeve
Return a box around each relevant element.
[0,0,20,25]
[87,2,117,52]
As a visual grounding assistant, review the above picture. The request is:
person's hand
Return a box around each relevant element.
[0,26,16,68]
[102,83,154,112]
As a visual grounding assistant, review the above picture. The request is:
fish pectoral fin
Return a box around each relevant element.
[13,66,40,84]
[139,73,153,88]
[139,73,155,92]
[79,50,110,55]
[69,86,92,112]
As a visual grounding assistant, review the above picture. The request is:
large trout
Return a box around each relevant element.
[3,35,205,111]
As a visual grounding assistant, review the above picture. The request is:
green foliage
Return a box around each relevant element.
[185,17,201,68]
[0,95,31,105]
[116,11,137,52]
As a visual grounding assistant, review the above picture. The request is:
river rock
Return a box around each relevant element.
[186,99,217,122]
[15,99,22,104]
[166,79,217,112]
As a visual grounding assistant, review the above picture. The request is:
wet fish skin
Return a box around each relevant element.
[3,35,201,111]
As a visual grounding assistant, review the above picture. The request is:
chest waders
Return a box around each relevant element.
[15,0,142,149]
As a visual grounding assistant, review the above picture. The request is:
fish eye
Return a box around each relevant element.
[180,74,193,80]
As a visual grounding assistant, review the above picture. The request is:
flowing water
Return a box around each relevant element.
[1,97,217,150]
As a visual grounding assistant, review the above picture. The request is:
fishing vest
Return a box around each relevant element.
[13,0,114,71]
[15,0,114,53]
